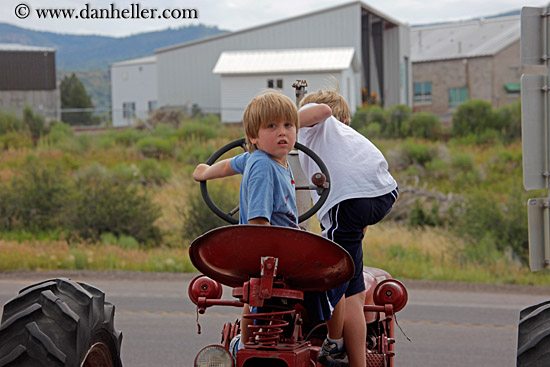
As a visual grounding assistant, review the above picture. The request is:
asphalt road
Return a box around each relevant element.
[1,271,549,367]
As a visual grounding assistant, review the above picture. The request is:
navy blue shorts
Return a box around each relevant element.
[303,188,398,323]
[325,189,398,300]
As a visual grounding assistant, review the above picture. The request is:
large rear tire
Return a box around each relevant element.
[0,278,122,367]
[517,300,550,367]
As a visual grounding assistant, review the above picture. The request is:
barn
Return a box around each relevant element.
[0,43,59,120]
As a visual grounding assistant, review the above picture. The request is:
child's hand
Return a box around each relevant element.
[193,164,210,182]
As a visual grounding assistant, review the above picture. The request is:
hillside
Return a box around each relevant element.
[0,22,227,70]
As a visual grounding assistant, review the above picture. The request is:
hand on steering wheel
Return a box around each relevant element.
[199,138,330,224]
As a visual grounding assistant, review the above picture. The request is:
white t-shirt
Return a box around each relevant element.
[298,103,397,228]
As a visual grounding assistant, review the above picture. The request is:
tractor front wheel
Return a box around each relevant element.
[517,300,550,367]
[0,278,122,367]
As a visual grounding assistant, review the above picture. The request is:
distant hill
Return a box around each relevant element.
[0,22,227,70]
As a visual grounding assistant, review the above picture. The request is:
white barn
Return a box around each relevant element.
[155,1,411,119]
[110,55,157,127]
[213,48,360,123]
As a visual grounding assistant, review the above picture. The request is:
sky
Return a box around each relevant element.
[0,0,546,38]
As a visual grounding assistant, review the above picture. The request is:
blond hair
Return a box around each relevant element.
[299,89,351,124]
[243,91,299,152]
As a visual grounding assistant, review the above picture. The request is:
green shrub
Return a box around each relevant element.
[180,183,239,241]
[409,200,441,228]
[0,109,23,135]
[139,159,172,185]
[452,99,498,137]
[495,100,521,142]
[0,156,70,230]
[67,171,162,245]
[178,122,218,141]
[351,106,387,131]
[409,113,441,140]
[452,187,528,264]
[451,152,475,172]
[22,106,45,145]
[152,123,178,139]
[136,136,176,158]
[113,129,145,147]
[387,104,411,138]
[0,131,33,150]
[401,140,434,166]
[359,122,382,139]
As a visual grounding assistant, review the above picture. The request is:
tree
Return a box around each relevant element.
[60,73,99,126]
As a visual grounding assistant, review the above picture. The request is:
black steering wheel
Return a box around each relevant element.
[200,138,330,224]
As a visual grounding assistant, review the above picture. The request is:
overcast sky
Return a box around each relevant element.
[0,0,546,37]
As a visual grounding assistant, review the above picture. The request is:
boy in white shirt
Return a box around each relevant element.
[298,90,398,367]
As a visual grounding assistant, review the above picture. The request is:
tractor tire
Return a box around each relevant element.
[0,278,122,367]
[517,300,550,367]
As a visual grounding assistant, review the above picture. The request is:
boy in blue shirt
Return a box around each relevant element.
[193,91,301,351]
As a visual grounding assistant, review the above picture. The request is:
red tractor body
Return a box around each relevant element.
[189,225,407,367]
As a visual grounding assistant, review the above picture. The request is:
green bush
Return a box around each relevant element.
[113,129,145,147]
[452,187,528,264]
[451,152,475,172]
[359,122,382,139]
[351,106,387,131]
[0,156,70,230]
[409,113,441,140]
[409,200,441,228]
[0,109,23,135]
[494,100,521,142]
[387,104,411,138]
[452,99,498,137]
[178,122,218,141]
[22,106,45,145]
[139,159,172,185]
[0,131,33,150]
[136,136,176,158]
[401,140,434,166]
[67,170,162,245]
[180,183,239,241]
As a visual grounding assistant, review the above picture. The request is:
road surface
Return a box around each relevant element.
[0,271,548,367]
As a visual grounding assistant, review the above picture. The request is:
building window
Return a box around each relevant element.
[504,83,520,96]
[267,79,283,89]
[414,82,432,104]
[448,87,468,109]
[123,102,135,119]
[148,100,157,113]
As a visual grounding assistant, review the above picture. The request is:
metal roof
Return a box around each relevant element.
[213,48,356,74]
[111,55,156,68]
[410,15,520,62]
[0,43,55,52]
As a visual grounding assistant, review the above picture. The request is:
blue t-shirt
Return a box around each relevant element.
[231,151,299,228]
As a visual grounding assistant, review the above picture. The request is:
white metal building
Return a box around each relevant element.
[213,48,359,123]
[110,55,157,127]
[155,1,411,120]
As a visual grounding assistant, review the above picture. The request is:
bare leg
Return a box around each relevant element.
[326,297,345,340]
[343,291,367,367]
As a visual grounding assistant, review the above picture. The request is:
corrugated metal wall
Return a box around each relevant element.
[156,2,409,114]
[156,3,362,112]
[0,51,56,91]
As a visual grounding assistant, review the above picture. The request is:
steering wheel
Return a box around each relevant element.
[200,138,330,224]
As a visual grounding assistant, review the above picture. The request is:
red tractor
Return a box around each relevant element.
[188,139,408,367]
